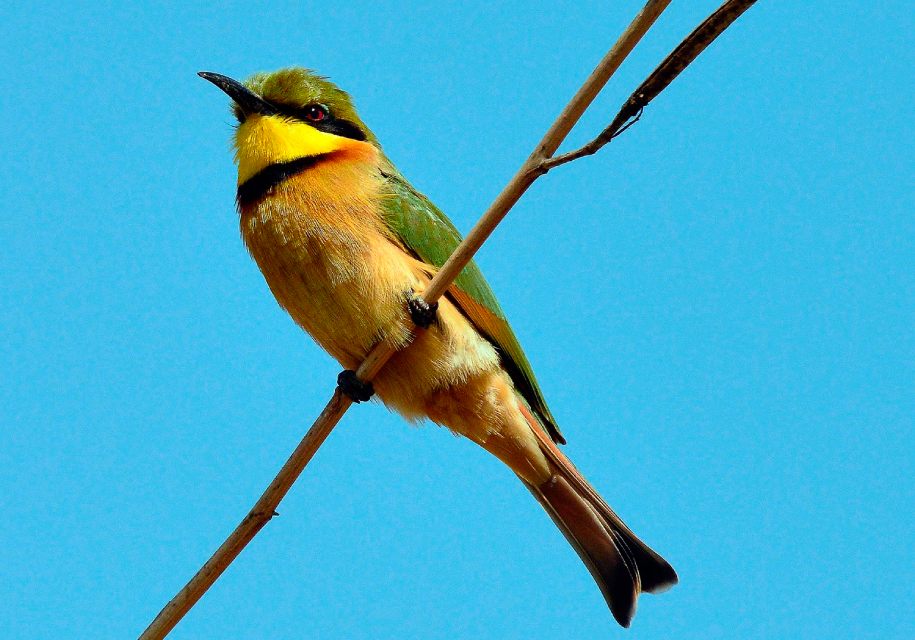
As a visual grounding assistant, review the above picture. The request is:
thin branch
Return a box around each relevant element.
[139,2,725,638]
[541,0,759,172]
[359,0,672,377]
[139,392,350,640]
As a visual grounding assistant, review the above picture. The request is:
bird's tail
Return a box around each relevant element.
[518,405,677,627]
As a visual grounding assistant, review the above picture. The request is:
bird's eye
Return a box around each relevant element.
[303,104,329,122]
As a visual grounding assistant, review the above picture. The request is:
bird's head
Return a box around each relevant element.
[199,68,378,184]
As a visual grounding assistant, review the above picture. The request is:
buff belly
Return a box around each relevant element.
[240,171,550,484]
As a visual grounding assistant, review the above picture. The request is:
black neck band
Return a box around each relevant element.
[236,154,329,206]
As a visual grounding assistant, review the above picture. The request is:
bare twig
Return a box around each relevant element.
[139,392,350,640]
[541,0,759,172]
[138,0,769,636]
[139,4,667,633]
[356,0,672,380]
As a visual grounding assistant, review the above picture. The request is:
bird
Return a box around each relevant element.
[199,67,677,627]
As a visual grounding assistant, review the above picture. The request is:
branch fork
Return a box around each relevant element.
[140,2,758,637]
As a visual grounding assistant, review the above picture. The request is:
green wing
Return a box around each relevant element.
[379,164,564,444]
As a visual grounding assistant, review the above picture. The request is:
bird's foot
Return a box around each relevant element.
[337,369,374,403]
[407,292,438,329]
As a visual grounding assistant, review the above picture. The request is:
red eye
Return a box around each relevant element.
[304,104,328,122]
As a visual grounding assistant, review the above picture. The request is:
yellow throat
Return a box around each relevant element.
[233,114,371,184]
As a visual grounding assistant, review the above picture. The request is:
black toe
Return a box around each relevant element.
[337,369,374,402]
[407,293,438,329]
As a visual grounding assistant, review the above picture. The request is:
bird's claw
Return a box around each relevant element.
[407,293,438,329]
[337,369,374,403]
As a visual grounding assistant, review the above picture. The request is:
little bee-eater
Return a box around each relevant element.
[200,68,676,627]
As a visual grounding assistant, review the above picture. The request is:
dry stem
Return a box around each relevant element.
[541,0,759,172]
[138,1,760,636]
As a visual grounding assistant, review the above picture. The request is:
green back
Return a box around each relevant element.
[379,162,564,444]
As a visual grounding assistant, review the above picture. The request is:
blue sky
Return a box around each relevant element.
[1,1,912,638]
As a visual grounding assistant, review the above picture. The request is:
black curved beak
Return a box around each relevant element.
[197,71,277,117]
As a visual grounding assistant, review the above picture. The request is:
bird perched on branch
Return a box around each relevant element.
[199,67,677,627]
